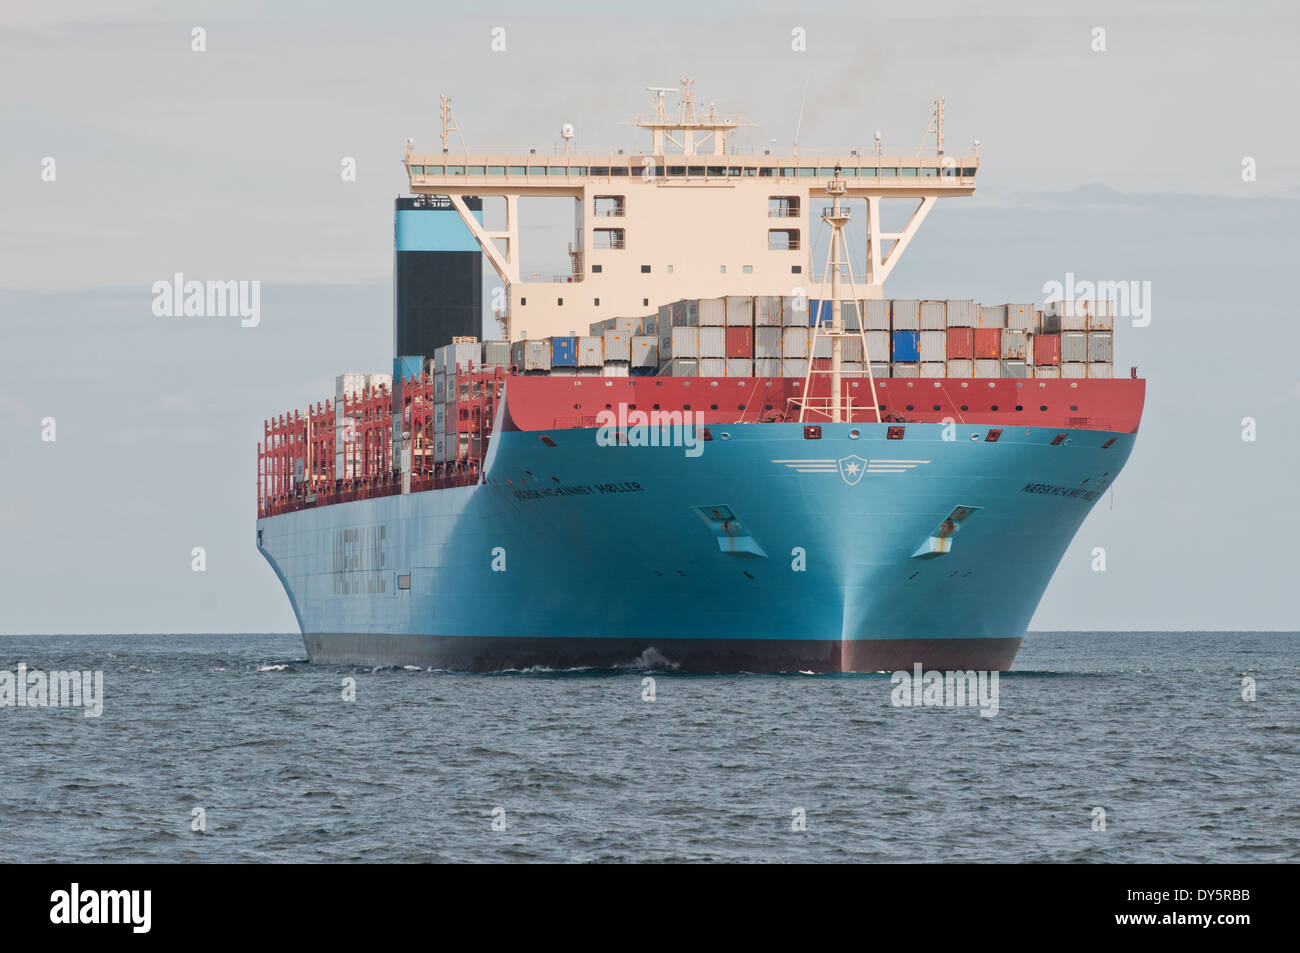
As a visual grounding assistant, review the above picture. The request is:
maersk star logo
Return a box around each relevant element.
[838,455,868,486]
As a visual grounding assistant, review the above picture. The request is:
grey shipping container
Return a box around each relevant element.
[1061,331,1089,363]
[482,340,511,369]
[699,298,726,326]
[920,330,947,362]
[669,326,699,358]
[1001,329,1029,360]
[864,299,891,330]
[782,327,809,357]
[891,299,920,331]
[725,358,753,377]
[578,335,604,366]
[699,325,726,358]
[669,358,699,377]
[947,359,974,378]
[699,358,727,377]
[631,335,658,368]
[511,339,551,371]
[1061,362,1087,379]
[946,299,978,327]
[433,375,446,402]
[755,326,782,358]
[921,361,947,378]
[782,358,808,378]
[920,300,947,330]
[755,358,782,377]
[1033,365,1061,379]
[641,313,658,336]
[1088,331,1113,362]
[812,333,831,359]
[657,304,672,328]
[603,330,632,362]
[613,316,640,334]
[840,361,865,377]
[973,359,1001,378]
[892,362,920,378]
[840,301,862,331]
[1088,362,1113,379]
[755,296,784,326]
[1000,360,1028,378]
[725,296,753,326]
[870,362,891,379]
[842,336,864,362]
[433,432,446,465]
[433,403,446,432]
[1005,303,1034,330]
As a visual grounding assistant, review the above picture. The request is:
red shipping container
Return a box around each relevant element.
[974,328,1001,360]
[725,327,753,358]
[1033,333,1061,366]
[946,327,974,359]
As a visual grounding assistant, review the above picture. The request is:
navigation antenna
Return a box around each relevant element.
[440,94,468,154]
[916,96,945,157]
[794,169,882,425]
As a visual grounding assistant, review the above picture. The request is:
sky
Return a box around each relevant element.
[1,0,1297,633]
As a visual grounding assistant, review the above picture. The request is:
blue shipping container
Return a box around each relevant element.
[394,355,423,381]
[807,299,835,327]
[891,330,920,362]
[550,336,578,367]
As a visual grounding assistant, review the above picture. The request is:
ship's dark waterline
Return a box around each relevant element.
[0,631,1294,863]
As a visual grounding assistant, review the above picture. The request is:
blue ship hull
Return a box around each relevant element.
[257,421,1135,672]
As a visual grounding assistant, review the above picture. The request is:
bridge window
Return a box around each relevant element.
[769,229,800,251]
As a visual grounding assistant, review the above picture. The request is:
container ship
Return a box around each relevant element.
[256,84,1145,672]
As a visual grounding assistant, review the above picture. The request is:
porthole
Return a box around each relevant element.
[991,405,999,411]
[848,429,861,439]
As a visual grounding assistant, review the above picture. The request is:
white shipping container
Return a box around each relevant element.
[699,358,727,377]
[669,358,699,377]
[725,295,753,326]
[812,334,831,359]
[603,331,631,362]
[613,316,640,334]
[1088,331,1113,362]
[782,358,808,378]
[920,330,947,362]
[974,359,1001,378]
[698,326,726,358]
[864,299,891,330]
[891,299,920,331]
[437,341,480,374]
[1061,362,1088,379]
[1033,365,1061,379]
[576,366,603,377]
[1001,360,1028,378]
[603,361,630,377]
[755,358,782,377]
[669,326,699,358]
[631,335,658,367]
[755,296,784,326]
[947,359,974,378]
[869,362,891,379]
[842,336,864,362]
[781,296,807,326]
[892,362,920,378]
[578,335,604,366]
[1001,330,1029,360]
[698,298,726,326]
[920,300,947,330]
[865,330,890,362]
[946,299,978,327]
[510,339,551,371]
[921,361,947,378]
[782,327,810,357]
[980,304,1007,328]
[725,358,753,377]
[367,373,392,395]
[1061,331,1089,363]
[840,361,865,378]
[1088,311,1114,331]
[335,373,367,400]
[1088,362,1113,379]
[755,326,782,358]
